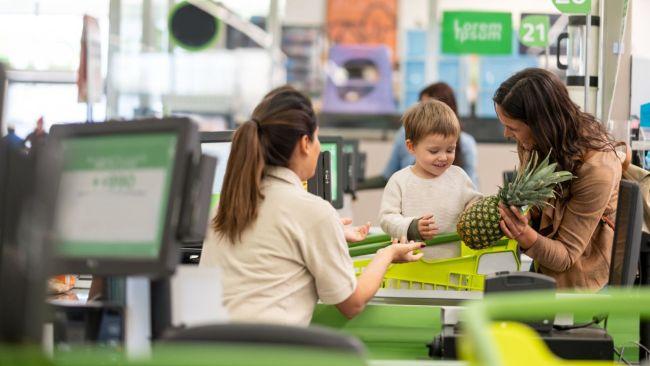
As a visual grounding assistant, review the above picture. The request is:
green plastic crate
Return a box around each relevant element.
[352,232,519,291]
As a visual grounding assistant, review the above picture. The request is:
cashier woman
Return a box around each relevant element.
[200,86,423,325]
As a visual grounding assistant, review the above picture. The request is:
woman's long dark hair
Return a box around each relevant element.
[419,82,465,169]
[493,68,615,176]
[212,86,317,243]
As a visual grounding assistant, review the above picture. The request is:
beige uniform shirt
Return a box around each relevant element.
[200,166,356,326]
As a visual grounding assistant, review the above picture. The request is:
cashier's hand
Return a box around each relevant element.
[380,237,424,263]
[341,218,371,243]
[418,214,439,240]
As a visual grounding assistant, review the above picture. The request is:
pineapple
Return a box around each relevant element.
[457,152,573,249]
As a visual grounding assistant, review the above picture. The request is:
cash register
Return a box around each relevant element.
[0,115,366,364]
[44,118,216,351]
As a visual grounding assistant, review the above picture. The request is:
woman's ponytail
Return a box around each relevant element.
[212,120,266,242]
[211,86,317,243]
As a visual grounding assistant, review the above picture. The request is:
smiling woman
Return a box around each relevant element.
[495,104,534,150]
[492,68,622,290]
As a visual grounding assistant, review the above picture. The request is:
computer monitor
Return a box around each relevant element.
[51,118,203,277]
[200,131,233,214]
[307,150,332,203]
[0,63,5,132]
[342,139,358,194]
[357,152,367,183]
[319,136,344,209]
[609,180,643,287]
[200,131,341,212]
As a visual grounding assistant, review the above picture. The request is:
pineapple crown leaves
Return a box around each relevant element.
[498,151,574,208]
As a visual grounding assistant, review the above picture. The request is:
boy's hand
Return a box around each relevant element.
[417,214,439,240]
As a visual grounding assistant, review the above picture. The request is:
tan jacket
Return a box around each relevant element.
[521,149,622,290]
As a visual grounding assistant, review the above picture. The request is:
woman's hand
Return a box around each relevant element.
[498,203,538,249]
[341,218,371,243]
[337,237,423,320]
[378,237,424,263]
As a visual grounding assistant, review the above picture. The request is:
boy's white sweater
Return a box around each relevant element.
[379,165,482,241]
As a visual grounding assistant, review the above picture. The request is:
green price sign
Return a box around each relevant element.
[519,15,550,47]
[442,11,512,55]
[551,0,591,14]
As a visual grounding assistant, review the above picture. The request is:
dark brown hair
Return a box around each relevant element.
[493,68,615,175]
[419,82,458,115]
[418,82,465,169]
[212,86,317,242]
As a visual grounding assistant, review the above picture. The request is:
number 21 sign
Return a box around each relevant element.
[519,15,550,48]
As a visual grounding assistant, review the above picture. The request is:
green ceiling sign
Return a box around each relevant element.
[168,1,221,51]
[442,11,512,55]
[519,15,550,48]
[551,0,591,14]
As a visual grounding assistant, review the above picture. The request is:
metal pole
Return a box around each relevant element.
[267,0,282,87]
[139,0,154,117]
[106,0,121,120]
[584,14,591,113]
[426,0,439,84]
[596,0,605,121]
[545,45,550,69]
[86,103,93,122]
[168,0,175,115]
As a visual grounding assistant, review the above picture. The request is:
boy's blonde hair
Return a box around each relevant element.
[402,99,460,144]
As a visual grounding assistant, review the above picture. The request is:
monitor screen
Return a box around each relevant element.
[609,180,642,287]
[199,131,233,213]
[199,132,342,209]
[342,139,359,194]
[0,63,5,133]
[319,136,344,209]
[320,142,339,203]
[342,142,355,155]
[54,133,178,259]
[200,141,232,212]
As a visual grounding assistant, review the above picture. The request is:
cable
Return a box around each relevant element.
[614,346,632,366]
[552,314,608,331]
[634,341,650,360]
[553,319,596,331]
[615,341,650,365]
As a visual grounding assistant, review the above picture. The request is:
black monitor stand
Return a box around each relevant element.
[640,232,650,361]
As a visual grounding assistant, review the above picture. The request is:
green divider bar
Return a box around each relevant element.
[0,343,366,366]
[463,288,650,366]
[347,232,391,247]
[349,232,461,257]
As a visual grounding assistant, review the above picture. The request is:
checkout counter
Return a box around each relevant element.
[0,117,646,365]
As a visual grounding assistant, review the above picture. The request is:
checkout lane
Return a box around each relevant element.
[0,116,642,365]
[176,125,643,362]
[313,299,640,362]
